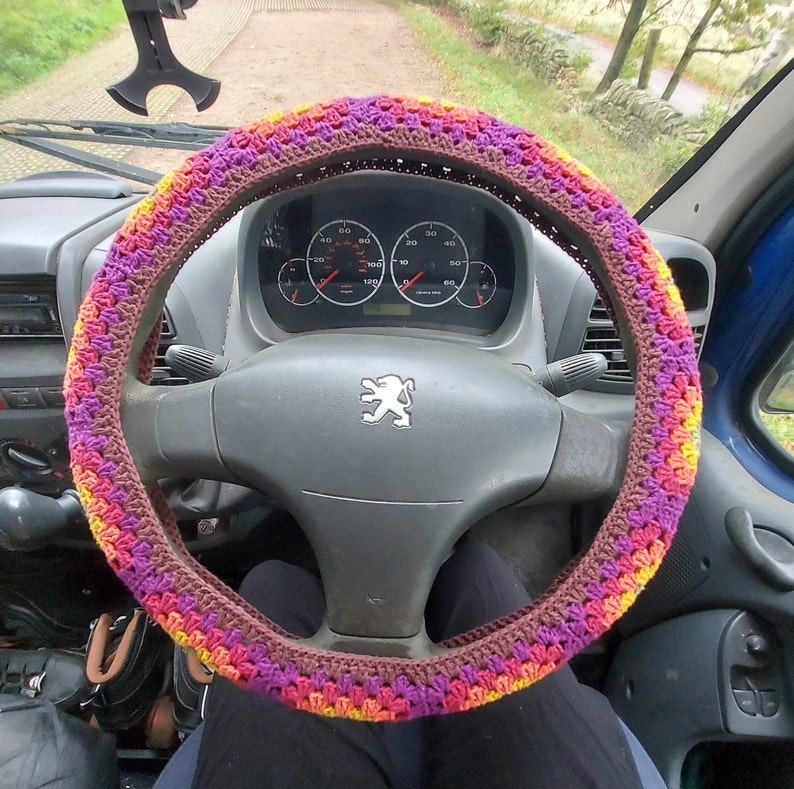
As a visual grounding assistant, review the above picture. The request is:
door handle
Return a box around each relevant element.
[725,507,794,590]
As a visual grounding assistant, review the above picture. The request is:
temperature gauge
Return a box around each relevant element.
[278,258,318,306]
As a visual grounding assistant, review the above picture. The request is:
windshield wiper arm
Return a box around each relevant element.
[0,119,226,149]
[0,118,228,186]
[0,134,162,186]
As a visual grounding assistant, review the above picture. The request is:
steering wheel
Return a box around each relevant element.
[64,95,702,721]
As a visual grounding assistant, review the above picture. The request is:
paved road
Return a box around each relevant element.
[545,24,711,116]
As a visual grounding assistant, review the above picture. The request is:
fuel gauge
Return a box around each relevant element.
[457,262,496,309]
[278,258,317,306]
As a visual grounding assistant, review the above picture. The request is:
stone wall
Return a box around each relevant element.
[494,18,579,90]
[589,80,704,147]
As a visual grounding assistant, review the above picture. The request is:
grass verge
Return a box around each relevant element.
[760,412,794,455]
[401,2,677,212]
[0,0,125,99]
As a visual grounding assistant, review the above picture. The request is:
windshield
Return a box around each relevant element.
[0,0,791,212]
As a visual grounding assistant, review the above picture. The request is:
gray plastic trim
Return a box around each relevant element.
[0,171,133,200]
[606,609,792,789]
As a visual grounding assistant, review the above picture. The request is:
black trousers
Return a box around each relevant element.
[192,543,643,788]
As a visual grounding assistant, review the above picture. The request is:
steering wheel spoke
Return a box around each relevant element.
[298,493,466,639]
[302,623,446,660]
[530,405,628,504]
[121,377,233,485]
[205,334,566,642]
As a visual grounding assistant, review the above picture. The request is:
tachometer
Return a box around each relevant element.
[390,222,468,306]
[307,220,385,306]
[457,262,496,309]
[278,258,317,306]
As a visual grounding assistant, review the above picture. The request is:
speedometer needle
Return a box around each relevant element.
[400,271,424,292]
[317,269,340,290]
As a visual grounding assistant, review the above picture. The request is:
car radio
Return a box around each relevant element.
[0,282,62,339]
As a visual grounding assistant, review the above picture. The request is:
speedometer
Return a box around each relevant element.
[307,220,385,306]
[390,222,469,307]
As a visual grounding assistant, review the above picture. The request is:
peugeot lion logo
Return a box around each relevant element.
[360,375,415,429]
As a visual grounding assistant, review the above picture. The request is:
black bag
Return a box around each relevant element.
[0,694,118,789]
[0,649,88,711]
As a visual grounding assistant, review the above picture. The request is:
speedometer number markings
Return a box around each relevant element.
[307,220,385,306]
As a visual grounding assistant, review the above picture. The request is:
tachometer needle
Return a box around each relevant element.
[317,269,340,290]
[476,291,484,307]
[400,271,424,292]
[291,289,299,303]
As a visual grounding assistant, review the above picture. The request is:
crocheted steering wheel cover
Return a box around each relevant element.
[65,95,701,721]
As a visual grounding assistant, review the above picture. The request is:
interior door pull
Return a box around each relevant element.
[725,507,794,590]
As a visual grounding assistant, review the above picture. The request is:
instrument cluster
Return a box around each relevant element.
[257,174,518,335]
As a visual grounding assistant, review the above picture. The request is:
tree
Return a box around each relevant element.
[740,0,794,93]
[594,0,649,94]
[661,0,766,101]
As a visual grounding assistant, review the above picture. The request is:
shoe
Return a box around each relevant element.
[172,645,213,735]
[84,609,169,732]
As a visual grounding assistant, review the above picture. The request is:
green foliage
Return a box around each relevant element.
[569,47,593,75]
[619,56,640,80]
[402,2,678,211]
[693,96,729,136]
[0,0,125,97]
[466,0,508,45]
[714,0,767,33]
[759,412,794,455]
[618,33,648,81]
[657,136,698,174]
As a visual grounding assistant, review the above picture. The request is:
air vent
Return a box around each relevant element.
[151,348,189,386]
[151,309,188,386]
[581,299,706,385]
[691,325,704,353]
[161,307,176,339]
[581,326,632,382]
[588,294,611,321]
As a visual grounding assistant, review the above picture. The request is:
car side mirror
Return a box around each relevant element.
[764,369,794,413]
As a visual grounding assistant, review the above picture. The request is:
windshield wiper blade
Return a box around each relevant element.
[0,118,230,186]
[0,134,162,186]
[0,118,227,149]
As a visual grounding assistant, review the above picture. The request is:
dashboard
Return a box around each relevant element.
[0,169,715,504]
[254,174,517,335]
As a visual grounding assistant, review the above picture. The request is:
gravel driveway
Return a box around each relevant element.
[0,0,444,184]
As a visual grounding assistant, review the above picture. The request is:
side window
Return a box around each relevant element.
[758,343,794,457]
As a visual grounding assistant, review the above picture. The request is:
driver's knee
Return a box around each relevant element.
[238,560,324,638]
[427,541,530,641]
